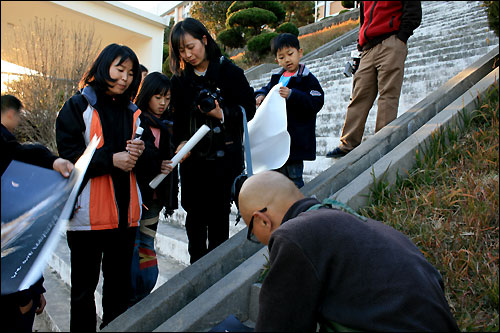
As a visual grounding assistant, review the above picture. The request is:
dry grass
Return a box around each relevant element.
[298,18,359,55]
[361,82,499,331]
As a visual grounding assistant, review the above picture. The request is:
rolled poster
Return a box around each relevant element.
[149,124,211,189]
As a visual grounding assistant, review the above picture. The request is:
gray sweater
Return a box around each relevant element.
[255,198,459,332]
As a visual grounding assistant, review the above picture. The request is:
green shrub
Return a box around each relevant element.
[163,43,169,63]
[219,47,234,63]
[483,1,499,37]
[338,9,350,15]
[276,22,299,36]
[162,57,172,78]
[227,7,277,28]
[217,27,245,48]
[253,1,286,23]
[341,1,355,8]
[227,1,253,16]
[247,31,278,55]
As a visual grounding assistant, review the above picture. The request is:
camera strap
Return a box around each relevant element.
[230,106,253,224]
[239,105,253,177]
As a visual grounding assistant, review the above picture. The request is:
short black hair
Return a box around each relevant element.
[140,64,148,73]
[271,33,301,55]
[1,94,22,114]
[135,72,171,114]
[79,43,141,102]
[169,18,222,77]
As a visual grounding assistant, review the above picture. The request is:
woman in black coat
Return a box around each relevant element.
[169,18,256,264]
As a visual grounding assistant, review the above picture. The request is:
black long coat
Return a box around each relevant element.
[135,111,178,214]
[170,56,256,211]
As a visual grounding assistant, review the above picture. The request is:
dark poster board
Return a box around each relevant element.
[1,137,99,294]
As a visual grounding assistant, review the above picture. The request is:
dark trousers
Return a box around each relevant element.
[185,202,231,264]
[66,227,137,331]
[275,160,304,188]
[180,154,242,264]
[2,293,40,333]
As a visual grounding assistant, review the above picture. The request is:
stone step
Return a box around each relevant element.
[33,266,72,332]
[248,2,496,88]
[155,218,246,267]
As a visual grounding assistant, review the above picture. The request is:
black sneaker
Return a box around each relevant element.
[326,147,348,158]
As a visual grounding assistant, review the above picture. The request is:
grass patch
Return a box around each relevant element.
[360,82,499,331]
[231,18,359,70]
[298,18,359,55]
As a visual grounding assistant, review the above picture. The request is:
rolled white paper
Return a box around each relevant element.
[149,124,211,189]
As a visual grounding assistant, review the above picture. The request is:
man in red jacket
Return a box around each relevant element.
[327,1,422,158]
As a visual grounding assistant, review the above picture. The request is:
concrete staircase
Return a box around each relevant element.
[35,1,498,331]
[248,1,499,183]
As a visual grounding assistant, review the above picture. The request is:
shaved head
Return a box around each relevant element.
[238,171,304,231]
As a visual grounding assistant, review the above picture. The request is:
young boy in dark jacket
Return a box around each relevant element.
[255,33,324,188]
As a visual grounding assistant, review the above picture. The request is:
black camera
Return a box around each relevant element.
[343,50,362,77]
[196,88,223,113]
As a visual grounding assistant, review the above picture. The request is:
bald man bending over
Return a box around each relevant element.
[238,171,458,332]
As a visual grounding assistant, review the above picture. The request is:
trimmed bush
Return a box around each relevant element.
[217,27,245,49]
[162,57,172,78]
[276,22,299,36]
[247,31,278,55]
[227,1,253,16]
[483,1,499,37]
[341,1,355,8]
[227,7,277,28]
[163,43,169,63]
[253,1,286,22]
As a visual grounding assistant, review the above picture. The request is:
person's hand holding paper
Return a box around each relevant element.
[247,82,290,174]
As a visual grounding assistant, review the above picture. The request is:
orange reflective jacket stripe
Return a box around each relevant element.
[71,105,142,231]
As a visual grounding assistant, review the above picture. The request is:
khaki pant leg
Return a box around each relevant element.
[374,35,408,132]
[339,47,379,152]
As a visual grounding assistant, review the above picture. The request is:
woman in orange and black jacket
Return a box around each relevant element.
[56,44,144,331]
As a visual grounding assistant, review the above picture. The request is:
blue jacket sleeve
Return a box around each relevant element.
[287,74,324,120]
[254,79,274,98]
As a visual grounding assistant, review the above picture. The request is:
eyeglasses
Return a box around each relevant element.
[247,207,267,244]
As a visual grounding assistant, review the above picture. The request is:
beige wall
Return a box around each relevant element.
[315,1,348,21]
[317,5,325,20]
[330,2,345,15]
[1,1,166,73]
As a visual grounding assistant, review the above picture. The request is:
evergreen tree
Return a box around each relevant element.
[483,1,499,37]
[217,1,290,52]
[279,1,315,27]
[190,1,233,36]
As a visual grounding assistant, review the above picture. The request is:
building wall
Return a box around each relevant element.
[1,1,166,73]
[315,1,350,22]
[160,1,193,24]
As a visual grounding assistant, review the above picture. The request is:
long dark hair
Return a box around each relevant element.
[79,43,141,102]
[135,72,171,115]
[169,18,222,77]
